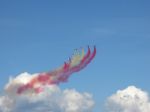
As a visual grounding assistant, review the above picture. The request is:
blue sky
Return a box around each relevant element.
[0,0,150,111]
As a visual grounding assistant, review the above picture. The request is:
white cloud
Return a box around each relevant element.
[0,72,94,112]
[106,86,150,112]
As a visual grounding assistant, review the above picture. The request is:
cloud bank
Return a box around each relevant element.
[0,72,94,112]
[106,86,150,112]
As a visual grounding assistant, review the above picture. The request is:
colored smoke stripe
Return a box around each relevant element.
[17,46,96,94]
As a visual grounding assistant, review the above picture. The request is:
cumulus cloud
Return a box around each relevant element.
[106,86,150,112]
[0,72,94,112]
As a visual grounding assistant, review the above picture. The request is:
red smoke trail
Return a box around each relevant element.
[17,46,96,94]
